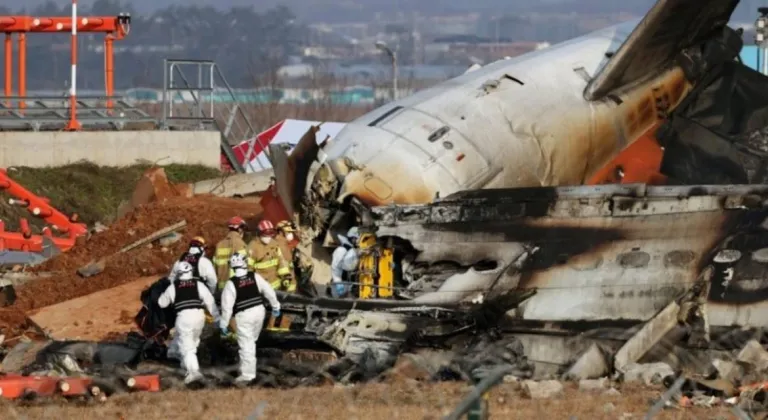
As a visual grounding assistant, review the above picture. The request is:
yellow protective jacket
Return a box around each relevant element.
[247,239,291,289]
[213,231,248,289]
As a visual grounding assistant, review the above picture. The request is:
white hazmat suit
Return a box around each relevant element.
[168,246,218,294]
[158,262,219,384]
[166,245,218,361]
[330,227,360,297]
[219,253,281,383]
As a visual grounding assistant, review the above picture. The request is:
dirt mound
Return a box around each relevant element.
[14,195,262,313]
[0,193,262,337]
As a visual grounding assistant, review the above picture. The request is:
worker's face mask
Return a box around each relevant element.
[285,233,295,242]
[233,267,248,278]
[189,246,203,255]
[259,236,272,245]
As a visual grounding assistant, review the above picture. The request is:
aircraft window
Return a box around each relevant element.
[428,126,451,143]
[663,250,696,268]
[368,106,403,127]
[617,251,650,268]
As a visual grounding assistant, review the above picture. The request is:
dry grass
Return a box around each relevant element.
[0,381,739,420]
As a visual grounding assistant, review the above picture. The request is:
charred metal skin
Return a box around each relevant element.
[372,183,768,328]
[267,1,744,295]
[273,0,741,249]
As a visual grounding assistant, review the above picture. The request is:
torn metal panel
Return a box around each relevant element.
[270,125,322,219]
[585,0,739,101]
[614,300,681,372]
[371,184,768,327]
[659,60,768,185]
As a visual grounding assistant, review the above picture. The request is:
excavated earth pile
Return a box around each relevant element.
[0,194,263,337]
[23,195,263,310]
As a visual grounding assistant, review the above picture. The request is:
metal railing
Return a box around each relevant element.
[160,59,263,173]
[0,95,155,131]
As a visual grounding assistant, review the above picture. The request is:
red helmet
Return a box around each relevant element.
[227,216,246,230]
[257,219,276,236]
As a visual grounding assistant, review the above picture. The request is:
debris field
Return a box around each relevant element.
[0,166,767,419]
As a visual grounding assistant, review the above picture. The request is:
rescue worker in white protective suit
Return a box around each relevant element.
[218,251,281,384]
[168,236,218,293]
[166,237,218,362]
[158,261,220,384]
[330,227,360,298]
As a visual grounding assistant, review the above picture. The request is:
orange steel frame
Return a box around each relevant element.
[0,14,129,126]
[0,168,87,252]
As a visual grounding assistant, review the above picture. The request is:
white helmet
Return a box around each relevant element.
[346,226,360,241]
[230,252,248,269]
[177,261,194,281]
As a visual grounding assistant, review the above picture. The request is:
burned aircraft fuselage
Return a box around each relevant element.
[371,184,768,328]
[264,0,765,334]
[270,1,745,258]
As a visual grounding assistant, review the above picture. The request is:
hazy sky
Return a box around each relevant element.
[8,0,764,23]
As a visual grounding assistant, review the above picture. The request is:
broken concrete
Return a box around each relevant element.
[565,343,610,380]
[736,340,768,372]
[712,359,745,383]
[192,170,272,198]
[579,377,610,392]
[522,380,564,399]
[622,362,674,385]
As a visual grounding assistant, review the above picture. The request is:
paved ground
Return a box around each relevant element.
[0,381,737,419]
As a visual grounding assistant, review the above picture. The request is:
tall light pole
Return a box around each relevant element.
[757,8,768,76]
[375,40,398,101]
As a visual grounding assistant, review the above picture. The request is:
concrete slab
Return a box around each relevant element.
[192,170,273,197]
[27,276,160,341]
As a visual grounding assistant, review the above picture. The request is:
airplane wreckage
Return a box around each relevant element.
[16,0,768,389]
[258,0,768,374]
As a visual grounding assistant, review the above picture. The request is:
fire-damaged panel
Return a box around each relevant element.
[371,185,768,327]
[659,61,768,184]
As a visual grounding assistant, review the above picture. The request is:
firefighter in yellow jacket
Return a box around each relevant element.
[247,219,292,292]
[213,216,249,291]
[276,220,315,296]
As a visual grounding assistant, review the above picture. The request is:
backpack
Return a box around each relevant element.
[134,277,175,344]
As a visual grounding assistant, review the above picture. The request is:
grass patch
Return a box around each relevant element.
[0,162,222,229]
